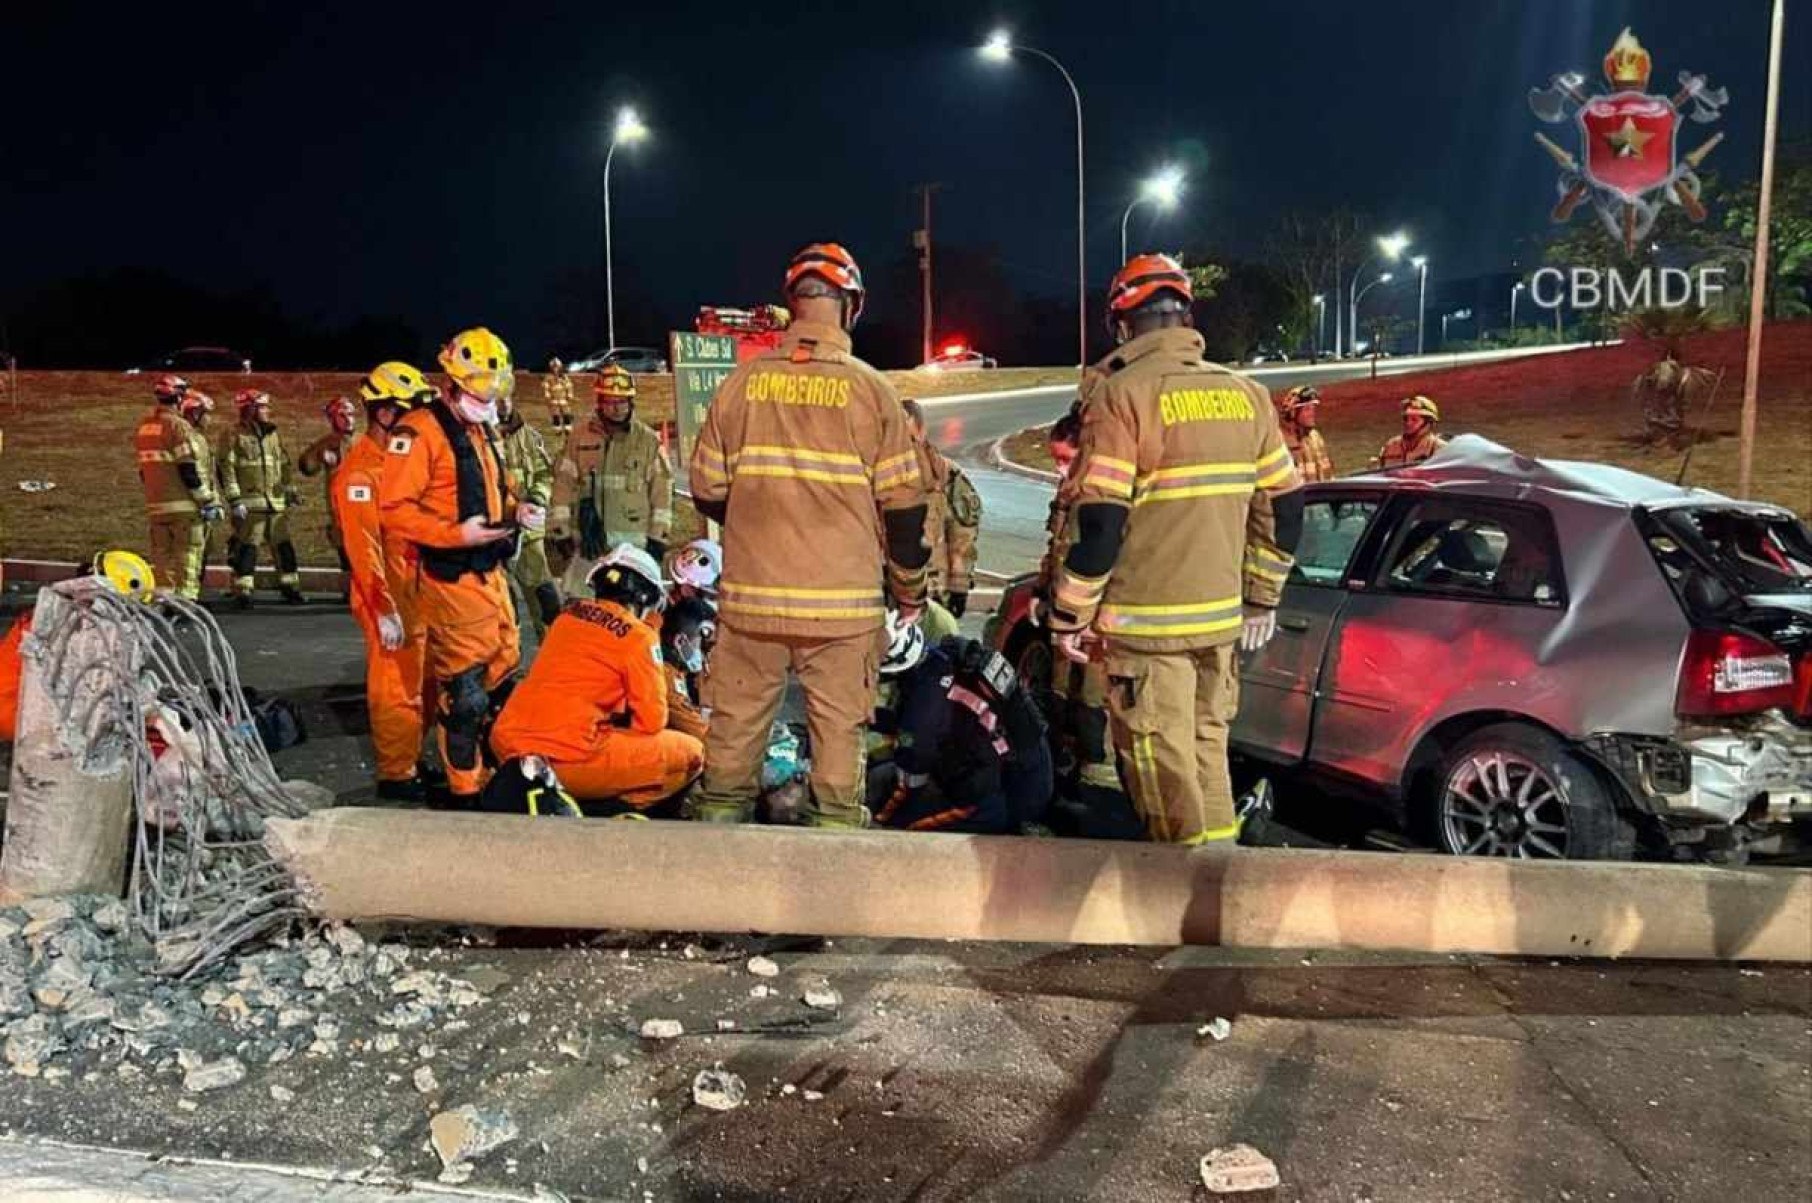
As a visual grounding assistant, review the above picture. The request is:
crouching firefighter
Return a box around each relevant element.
[867,615,1052,834]
[378,327,531,805]
[489,544,704,814]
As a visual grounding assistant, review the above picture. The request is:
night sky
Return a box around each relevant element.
[6,0,1807,364]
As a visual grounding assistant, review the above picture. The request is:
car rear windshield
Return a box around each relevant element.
[1643,506,1812,613]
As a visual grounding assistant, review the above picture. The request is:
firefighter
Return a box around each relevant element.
[496,386,561,635]
[177,388,223,597]
[1276,386,1335,482]
[543,357,575,433]
[490,544,704,810]
[378,327,529,805]
[4,551,159,741]
[333,362,438,801]
[899,398,982,618]
[219,389,304,606]
[134,374,223,601]
[1373,395,1447,468]
[298,396,360,573]
[548,365,674,594]
[1046,253,1305,845]
[687,242,931,827]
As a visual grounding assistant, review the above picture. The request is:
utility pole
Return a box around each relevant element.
[1738,0,1785,499]
[914,183,943,367]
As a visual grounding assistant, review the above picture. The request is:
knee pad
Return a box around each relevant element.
[439,667,490,770]
[230,541,258,577]
[534,582,563,627]
[276,542,299,573]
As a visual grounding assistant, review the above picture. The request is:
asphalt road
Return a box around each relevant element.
[919,344,1595,581]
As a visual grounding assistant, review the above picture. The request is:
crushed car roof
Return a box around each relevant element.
[1335,435,1797,516]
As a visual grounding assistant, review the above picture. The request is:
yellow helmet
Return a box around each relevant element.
[93,550,156,602]
[438,328,514,404]
[1402,395,1441,422]
[593,364,637,400]
[360,361,435,409]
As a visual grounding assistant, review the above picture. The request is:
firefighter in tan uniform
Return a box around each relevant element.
[1372,395,1447,468]
[298,396,360,571]
[899,398,982,618]
[548,366,674,596]
[496,385,561,634]
[134,374,224,600]
[543,357,575,432]
[219,389,305,606]
[687,243,931,827]
[1276,386,1335,482]
[1047,254,1305,845]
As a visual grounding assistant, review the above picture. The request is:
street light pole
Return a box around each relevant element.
[1119,165,1185,263]
[1738,0,1786,499]
[1119,199,1143,264]
[1312,294,1326,362]
[984,33,1087,368]
[602,107,648,354]
[1354,272,1393,351]
[1510,280,1525,335]
[1412,256,1428,356]
[1347,231,1409,356]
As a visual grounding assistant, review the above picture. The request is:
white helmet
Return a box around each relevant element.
[879,610,926,676]
[665,538,723,597]
[587,543,667,612]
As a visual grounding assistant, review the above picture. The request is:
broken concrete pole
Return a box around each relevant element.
[1,584,138,903]
[264,810,1812,962]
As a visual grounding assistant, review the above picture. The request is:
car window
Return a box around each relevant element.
[1291,499,1380,586]
[1381,502,1563,605]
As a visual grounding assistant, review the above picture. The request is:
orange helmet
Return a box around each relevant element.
[1107,253,1192,316]
[593,365,637,401]
[178,389,215,423]
[153,374,190,403]
[234,388,271,413]
[784,243,865,322]
[1278,385,1321,415]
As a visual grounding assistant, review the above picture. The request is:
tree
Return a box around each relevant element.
[1263,210,1369,358]
[1719,150,1812,320]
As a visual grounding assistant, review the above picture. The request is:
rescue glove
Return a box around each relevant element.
[200,502,225,524]
[515,502,547,533]
[377,611,406,652]
[945,592,968,619]
[1240,605,1278,653]
[231,503,249,522]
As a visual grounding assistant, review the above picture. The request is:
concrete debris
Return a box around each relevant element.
[716,1019,737,1032]
[269,1084,295,1103]
[749,985,773,999]
[439,1162,476,1185]
[429,1105,519,1168]
[746,956,781,978]
[1199,1144,1281,1194]
[90,900,129,934]
[414,1065,440,1094]
[5,1013,60,1076]
[1197,1017,1233,1042]
[802,982,842,1011]
[639,1018,684,1041]
[183,1057,247,1093]
[802,1089,825,1102]
[691,1066,747,1111]
[371,1032,401,1053]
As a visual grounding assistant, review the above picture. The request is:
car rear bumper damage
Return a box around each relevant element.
[1585,715,1812,835]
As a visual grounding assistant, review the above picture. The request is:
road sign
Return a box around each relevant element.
[668,331,738,468]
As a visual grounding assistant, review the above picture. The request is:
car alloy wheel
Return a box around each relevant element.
[1439,750,1571,858]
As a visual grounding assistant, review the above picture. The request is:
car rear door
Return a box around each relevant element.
[1235,491,1386,764]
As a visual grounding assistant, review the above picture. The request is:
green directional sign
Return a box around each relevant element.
[669,331,738,468]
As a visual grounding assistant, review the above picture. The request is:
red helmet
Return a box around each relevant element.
[178,389,215,423]
[1107,253,1192,316]
[324,394,357,422]
[153,374,190,403]
[234,388,272,413]
[784,243,865,322]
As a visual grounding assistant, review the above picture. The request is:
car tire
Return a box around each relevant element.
[1429,723,1636,861]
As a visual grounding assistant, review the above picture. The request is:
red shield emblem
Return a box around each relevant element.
[1579,92,1677,201]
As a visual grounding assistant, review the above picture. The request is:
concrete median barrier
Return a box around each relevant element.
[266,808,1812,962]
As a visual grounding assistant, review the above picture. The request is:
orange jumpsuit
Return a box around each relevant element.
[0,614,28,742]
[331,431,429,783]
[665,662,710,741]
[377,402,521,796]
[490,599,703,806]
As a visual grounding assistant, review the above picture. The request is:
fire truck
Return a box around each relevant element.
[695,305,791,362]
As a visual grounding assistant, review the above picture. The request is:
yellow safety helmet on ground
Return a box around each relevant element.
[1402,395,1441,422]
[438,327,514,404]
[593,364,637,400]
[93,550,156,602]
[359,361,435,410]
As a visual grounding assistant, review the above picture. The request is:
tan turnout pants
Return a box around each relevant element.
[691,625,882,827]
[1103,642,1241,845]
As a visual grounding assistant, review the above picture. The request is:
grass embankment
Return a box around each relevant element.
[996,324,1812,513]
[0,372,687,566]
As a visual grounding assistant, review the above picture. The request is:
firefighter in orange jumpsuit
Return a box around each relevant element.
[490,544,704,809]
[333,362,437,801]
[688,243,930,827]
[377,328,529,804]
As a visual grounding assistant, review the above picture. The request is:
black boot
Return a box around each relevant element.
[280,585,307,605]
[376,777,426,804]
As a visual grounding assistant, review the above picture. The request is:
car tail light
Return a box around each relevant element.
[1676,629,1797,718]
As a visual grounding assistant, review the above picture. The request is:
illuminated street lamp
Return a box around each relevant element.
[1120,165,1185,262]
[1355,271,1394,350]
[1348,230,1410,356]
[1312,293,1327,360]
[1441,307,1473,345]
[603,106,650,353]
[1510,279,1526,333]
[981,29,1087,368]
[1410,255,1429,356]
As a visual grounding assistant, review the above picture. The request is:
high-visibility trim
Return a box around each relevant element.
[146,499,199,516]
[740,444,867,467]
[1081,455,1136,499]
[907,805,981,832]
[1133,732,1166,842]
[1244,544,1294,584]
[1099,596,1244,615]
[736,465,871,485]
[1135,483,1256,504]
[720,580,886,620]
[872,449,916,475]
[1144,461,1255,482]
[872,454,921,492]
[1181,822,1240,845]
[722,583,880,599]
[1255,446,1300,490]
[1099,596,1244,638]
[137,449,176,464]
[720,601,885,620]
[1133,461,1257,506]
[732,446,871,487]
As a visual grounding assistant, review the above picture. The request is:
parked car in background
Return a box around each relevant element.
[126,346,253,374]
[986,437,1812,862]
[568,346,669,374]
[918,342,998,372]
